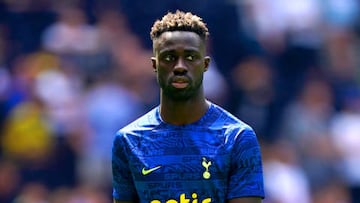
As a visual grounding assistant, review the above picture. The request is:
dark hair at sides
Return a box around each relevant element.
[150,10,209,41]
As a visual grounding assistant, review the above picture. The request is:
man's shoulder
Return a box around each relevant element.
[117,106,160,135]
[211,103,251,128]
[207,103,256,140]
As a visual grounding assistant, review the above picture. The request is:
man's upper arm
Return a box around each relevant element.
[113,133,138,201]
[228,197,262,203]
[228,128,265,199]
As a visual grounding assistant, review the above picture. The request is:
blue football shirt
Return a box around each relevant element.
[112,102,265,202]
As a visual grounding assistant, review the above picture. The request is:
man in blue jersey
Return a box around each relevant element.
[112,10,265,203]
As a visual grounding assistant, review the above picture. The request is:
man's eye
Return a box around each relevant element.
[186,54,197,61]
[186,55,194,61]
[164,55,175,62]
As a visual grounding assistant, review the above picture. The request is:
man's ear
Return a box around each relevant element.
[151,57,157,72]
[204,56,211,72]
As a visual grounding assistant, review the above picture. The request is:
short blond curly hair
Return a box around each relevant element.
[150,10,209,41]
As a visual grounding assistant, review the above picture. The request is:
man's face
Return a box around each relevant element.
[152,31,210,100]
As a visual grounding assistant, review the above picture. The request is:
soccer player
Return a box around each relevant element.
[112,10,265,203]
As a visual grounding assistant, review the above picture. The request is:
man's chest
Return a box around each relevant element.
[126,130,232,182]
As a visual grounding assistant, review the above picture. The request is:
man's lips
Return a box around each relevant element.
[171,77,189,89]
[172,81,188,88]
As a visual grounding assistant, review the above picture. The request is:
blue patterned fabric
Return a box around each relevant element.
[112,102,264,202]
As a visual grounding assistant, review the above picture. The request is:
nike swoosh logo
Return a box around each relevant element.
[142,166,161,175]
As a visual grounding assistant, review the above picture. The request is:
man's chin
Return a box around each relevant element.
[164,89,193,101]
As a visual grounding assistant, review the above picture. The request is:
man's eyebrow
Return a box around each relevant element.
[158,49,176,55]
[159,47,200,53]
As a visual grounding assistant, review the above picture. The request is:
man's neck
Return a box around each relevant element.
[159,96,209,126]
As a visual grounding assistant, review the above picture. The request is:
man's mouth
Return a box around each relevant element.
[172,81,188,89]
[171,77,189,89]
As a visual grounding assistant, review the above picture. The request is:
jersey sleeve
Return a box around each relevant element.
[112,132,138,201]
[227,127,265,199]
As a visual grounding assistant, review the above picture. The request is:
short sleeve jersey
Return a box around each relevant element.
[112,102,265,203]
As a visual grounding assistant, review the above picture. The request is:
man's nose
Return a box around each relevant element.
[174,57,187,75]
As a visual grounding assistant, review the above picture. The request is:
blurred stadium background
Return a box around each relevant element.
[0,0,359,202]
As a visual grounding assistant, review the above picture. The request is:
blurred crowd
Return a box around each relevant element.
[0,0,359,203]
